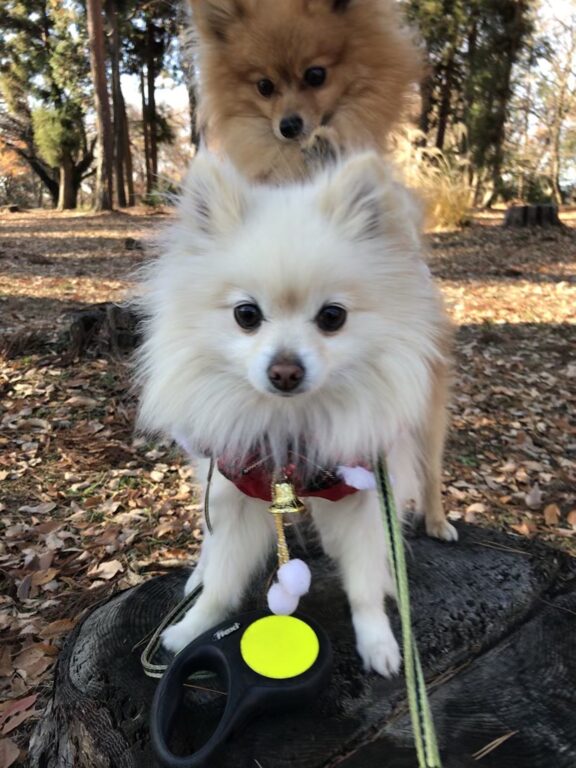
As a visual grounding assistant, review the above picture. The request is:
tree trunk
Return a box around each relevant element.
[122,99,136,206]
[485,1,530,208]
[146,18,158,192]
[28,524,576,768]
[86,0,114,211]
[435,46,456,151]
[140,68,152,196]
[418,71,434,139]
[11,145,59,206]
[435,0,459,151]
[547,22,576,207]
[57,151,77,210]
[107,0,127,208]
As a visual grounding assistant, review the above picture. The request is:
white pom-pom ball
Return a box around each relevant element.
[277,559,311,597]
[338,465,376,491]
[267,582,299,615]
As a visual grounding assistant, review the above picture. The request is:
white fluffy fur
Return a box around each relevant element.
[135,151,450,676]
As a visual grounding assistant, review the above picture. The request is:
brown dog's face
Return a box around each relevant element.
[192,0,369,142]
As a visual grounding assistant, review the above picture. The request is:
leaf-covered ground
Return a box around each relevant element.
[0,207,575,763]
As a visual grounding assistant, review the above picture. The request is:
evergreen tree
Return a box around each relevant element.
[0,0,95,209]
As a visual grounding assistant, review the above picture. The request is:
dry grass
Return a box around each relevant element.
[393,129,472,230]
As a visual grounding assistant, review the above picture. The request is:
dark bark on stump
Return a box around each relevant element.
[66,303,141,360]
[29,524,576,768]
[504,204,562,227]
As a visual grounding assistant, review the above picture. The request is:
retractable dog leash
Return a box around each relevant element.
[146,460,441,768]
[150,610,331,767]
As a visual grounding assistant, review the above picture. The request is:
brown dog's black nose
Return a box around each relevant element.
[279,114,304,139]
[267,357,305,392]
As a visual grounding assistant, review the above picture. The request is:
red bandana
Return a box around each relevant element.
[217,456,360,503]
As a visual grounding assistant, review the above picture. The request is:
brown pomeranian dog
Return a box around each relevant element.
[188,0,422,182]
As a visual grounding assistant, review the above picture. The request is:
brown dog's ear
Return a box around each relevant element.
[190,0,245,41]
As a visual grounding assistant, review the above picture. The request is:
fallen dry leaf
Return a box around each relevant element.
[543,504,561,526]
[40,618,77,639]
[525,483,543,510]
[466,502,487,515]
[0,737,20,768]
[0,695,38,736]
[87,559,124,580]
[30,568,59,587]
[510,521,537,537]
[17,502,57,515]
[0,648,13,678]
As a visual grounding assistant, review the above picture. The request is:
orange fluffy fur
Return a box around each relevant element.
[189,0,422,181]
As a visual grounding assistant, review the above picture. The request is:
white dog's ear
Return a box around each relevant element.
[318,153,390,242]
[181,153,248,238]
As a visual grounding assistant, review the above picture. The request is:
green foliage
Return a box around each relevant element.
[404,0,536,204]
[32,103,83,166]
[0,0,92,204]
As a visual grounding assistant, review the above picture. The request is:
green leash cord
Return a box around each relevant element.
[375,457,441,768]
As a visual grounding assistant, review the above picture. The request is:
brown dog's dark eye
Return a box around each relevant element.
[234,303,263,331]
[304,67,326,87]
[316,304,347,333]
[257,79,275,97]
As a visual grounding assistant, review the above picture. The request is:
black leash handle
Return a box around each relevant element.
[151,642,245,768]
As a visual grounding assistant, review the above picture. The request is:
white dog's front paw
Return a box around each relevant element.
[426,518,458,542]
[162,620,196,655]
[161,606,224,654]
[354,611,401,677]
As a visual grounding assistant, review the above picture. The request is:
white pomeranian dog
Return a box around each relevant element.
[135,151,456,677]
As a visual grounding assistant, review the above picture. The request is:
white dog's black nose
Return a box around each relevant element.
[267,356,305,392]
[279,115,304,139]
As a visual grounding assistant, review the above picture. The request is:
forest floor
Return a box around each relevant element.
[0,206,575,764]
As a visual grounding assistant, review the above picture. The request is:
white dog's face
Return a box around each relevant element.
[137,152,445,466]
[224,285,348,398]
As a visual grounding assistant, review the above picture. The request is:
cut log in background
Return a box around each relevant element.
[29,523,576,768]
[504,204,562,228]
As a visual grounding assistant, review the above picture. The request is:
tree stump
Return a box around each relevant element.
[66,303,142,359]
[29,523,576,768]
[504,204,562,227]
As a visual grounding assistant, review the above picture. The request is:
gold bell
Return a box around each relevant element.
[268,481,305,567]
[269,481,306,516]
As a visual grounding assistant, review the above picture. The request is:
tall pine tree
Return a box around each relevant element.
[0,0,94,209]
[86,0,114,211]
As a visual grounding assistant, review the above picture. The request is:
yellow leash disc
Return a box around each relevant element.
[240,615,319,679]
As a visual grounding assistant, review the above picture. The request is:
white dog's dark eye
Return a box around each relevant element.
[304,67,326,87]
[316,304,347,333]
[257,78,275,97]
[234,303,263,331]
